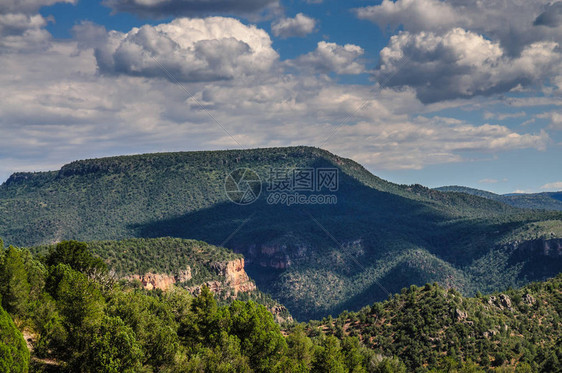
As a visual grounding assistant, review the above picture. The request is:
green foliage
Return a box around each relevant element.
[45,240,107,275]
[314,275,562,371]
[2,147,561,320]
[0,246,31,316]
[0,242,382,372]
[436,185,562,211]
[227,300,288,372]
[0,304,29,373]
[80,316,144,373]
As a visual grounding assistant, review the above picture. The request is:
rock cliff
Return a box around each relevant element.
[128,258,256,295]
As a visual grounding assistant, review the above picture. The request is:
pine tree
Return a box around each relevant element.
[0,247,31,316]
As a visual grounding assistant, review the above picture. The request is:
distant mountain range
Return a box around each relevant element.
[435,185,562,211]
[1,146,561,320]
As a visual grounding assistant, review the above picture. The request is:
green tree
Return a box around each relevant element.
[228,300,288,373]
[312,335,347,373]
[286,324,314,371]
[79,315,144,373]
[0,304,29,373]
[180,286,221,349]
[46,264,105,361]
[106,289,179,368]
[0,247,31,316]
[46,241,107,275]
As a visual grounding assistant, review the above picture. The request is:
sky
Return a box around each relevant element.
[0,0,561,194]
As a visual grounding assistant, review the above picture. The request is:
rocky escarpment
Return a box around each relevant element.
[128,268,192,291]
[128,258,256,296]
[189,258,257,295]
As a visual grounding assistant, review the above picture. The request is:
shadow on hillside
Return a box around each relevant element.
[130,158,538,319]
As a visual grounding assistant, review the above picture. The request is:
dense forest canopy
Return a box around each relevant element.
[0,239,560,372]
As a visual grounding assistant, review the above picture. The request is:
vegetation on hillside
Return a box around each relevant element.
[309,275,562,372]
[30,238,293,323]
[436,185,562,211]
[0,241,400,372]
[1,240,561,372]
[1,147,561,320]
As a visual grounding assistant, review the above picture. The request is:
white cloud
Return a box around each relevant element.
[287,41,365,75]
[541,182,562,191]
[355,0,460,33]
[484,111,527,121]
[0,14,554,182]
[355,0,562,102]
[355,0,562,56]
[0,0,76,14]
[538,111,562,130]
[377,28,561,103]
[271,13,316,38]
[103,0,279,19]
[93,17,279,82]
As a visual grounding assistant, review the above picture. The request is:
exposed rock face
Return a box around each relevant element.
[216,258,257,294]
[128,259,256,295]
[455,308,468,321]
[129,272,178,291]
[522,293,536,305]
[488,294,513,311]
[192,258,257,295]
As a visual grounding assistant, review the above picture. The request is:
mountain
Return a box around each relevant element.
[436,185,562,211]
[1,146,562,320]
[311,274,562,371]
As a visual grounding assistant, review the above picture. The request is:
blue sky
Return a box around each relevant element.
[1,0,561,194]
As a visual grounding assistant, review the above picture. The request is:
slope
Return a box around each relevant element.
[312,274,562,371]
[1,146,561,320]
[436,185,562,211]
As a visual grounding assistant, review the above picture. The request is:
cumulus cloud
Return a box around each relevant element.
[92,17,279,82]
[271,13,316,38]
[354,0,562,102]
[344,119,549,170]
[377,28,561,103]
[288,41,365,75]
[103,0,279,19]
[355,0,460,33]
[0,30,551,182]
[541,182,562,191]
[0,0,75,50]
[355,0,562,56]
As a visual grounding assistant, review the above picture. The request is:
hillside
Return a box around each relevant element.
[3,240,562,372]
[436,185,562,211]
[30,238,292,323]
[1,146,562,320]
[311,274,562,371]
[0,242,396,373]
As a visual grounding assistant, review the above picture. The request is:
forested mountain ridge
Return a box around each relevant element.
[436,185,562,211]
[310,274,562,372]
[1,146,561,320]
